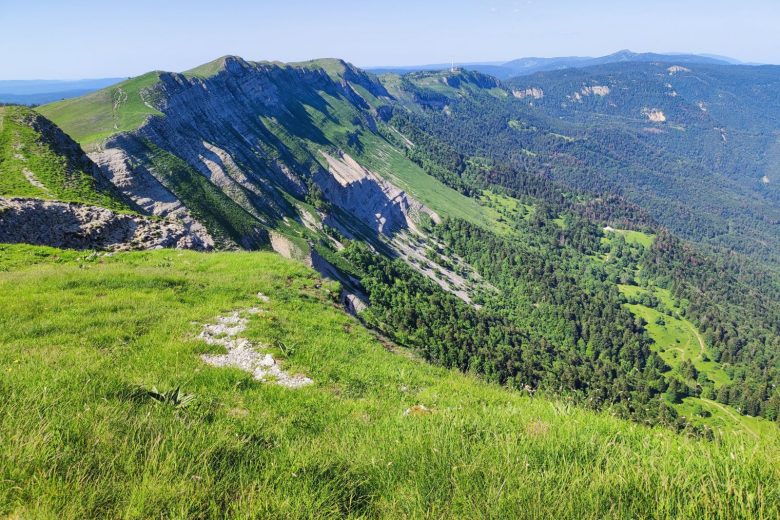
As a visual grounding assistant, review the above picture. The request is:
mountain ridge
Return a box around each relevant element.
[367,49,737,79]
[7,54,780,434]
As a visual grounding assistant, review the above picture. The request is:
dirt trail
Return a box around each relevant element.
[702,399,759,439]
[687,322,706,356]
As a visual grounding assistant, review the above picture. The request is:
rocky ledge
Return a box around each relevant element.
[0,197,213,251]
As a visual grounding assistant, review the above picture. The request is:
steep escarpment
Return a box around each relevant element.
[38,57,478,300]
[0,106,214,251]
[86,57,431,243]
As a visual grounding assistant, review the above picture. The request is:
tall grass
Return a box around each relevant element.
[0,244,778,518]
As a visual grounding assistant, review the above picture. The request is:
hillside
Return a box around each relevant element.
[0,106,212,250]
[24,56,780,431]
[386,61,780,264]
[1,244,778,518]
[1,55,777,516]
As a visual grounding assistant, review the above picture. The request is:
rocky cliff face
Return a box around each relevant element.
[0,198,212,251]
[30,57,478,302]
[317,151,436,235]
[87,57,435,246]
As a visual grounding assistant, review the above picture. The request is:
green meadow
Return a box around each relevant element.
[1,244,779,518]
[36,72,163,146]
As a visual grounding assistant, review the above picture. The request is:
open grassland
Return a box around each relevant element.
[1,244,779,519]
[36,72,163,146]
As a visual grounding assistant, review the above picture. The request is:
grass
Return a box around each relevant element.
[479,190,534,232]
[290,59,352,82]
[357,133,502,229]
[1,244,779,518]
[602,227,655,248]
[614,283,771,437]
[183,56,232,79]
[258,86,504,231]
[37,72,163,146]
[619,284,729,388]
[677,397,777,440]
[626,302,731,387]
[0,106,131,210]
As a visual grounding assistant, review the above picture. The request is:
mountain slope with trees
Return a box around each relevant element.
[5,56,777,433]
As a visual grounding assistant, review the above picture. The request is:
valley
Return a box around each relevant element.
[3,51,780,517]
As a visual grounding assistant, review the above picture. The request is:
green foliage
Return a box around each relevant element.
[141,386,196,408]
[1,244,779,518]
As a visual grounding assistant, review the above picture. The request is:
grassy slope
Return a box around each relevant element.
[262,88,503,230]
[0,106,131,210]
[618,283,730,387]
[1,244,779,519]
[36,72,162,146]
[183,56,230,79]
[358,132,501,228]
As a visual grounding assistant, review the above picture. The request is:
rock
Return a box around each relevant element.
[0,197,212,251]
[404,404,434,416]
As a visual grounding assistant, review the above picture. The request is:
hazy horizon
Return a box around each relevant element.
[1,0,779,80]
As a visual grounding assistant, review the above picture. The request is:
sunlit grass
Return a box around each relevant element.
[1,244,779,518]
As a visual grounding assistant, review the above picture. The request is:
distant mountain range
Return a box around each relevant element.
[0,78,124,105]
[0,51,750,105]
[368,50,743,79]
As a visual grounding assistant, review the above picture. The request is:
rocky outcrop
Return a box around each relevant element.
[0,198,212,251]
[89,145,211,240]
[86,59,435,245]
[512,87,544,100]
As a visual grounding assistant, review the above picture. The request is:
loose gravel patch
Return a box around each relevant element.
[200,297,312,388]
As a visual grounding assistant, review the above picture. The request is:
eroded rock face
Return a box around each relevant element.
[89,144,212,243]
[0,198,212,251]
[77,59,440,260]
[317,151,437,236]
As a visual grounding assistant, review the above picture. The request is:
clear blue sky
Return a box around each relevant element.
[1,0,778,79]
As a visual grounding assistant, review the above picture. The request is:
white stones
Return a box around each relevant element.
[199,298,313,389]
[0,197,211,251]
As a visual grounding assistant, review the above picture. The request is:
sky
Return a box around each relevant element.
[1,0,778,79]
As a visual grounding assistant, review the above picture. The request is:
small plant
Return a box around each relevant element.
[144,386,195,408]
[276,340,296,357]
